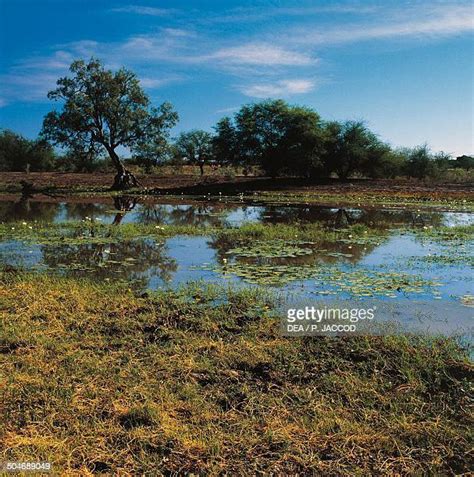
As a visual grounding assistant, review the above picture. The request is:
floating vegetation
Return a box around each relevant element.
[460,294,474,307]
[0,217,470,302]
[418,254,474,267]
[255,191,474,211]
[414,224,474,242]
[316,268,440,298]
[218,263,320,285]
[203,260,440,297]
[226,240,315,258]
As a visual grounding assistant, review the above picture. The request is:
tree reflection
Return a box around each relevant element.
[41,195,176,288]
[41,239,177,288]
[135,202,239,227]
[256,205,445,229]
[209,234,382,268]
[0,198,60,222]
[63,202,109,221]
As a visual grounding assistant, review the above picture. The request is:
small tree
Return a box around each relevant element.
[367,148,407,179]
[212,117,238,165]
[405,144,435,179]
[41,58,178,189]
[174,130,213,175]
[322,121,388,179]
[454,155,474,170]
[0,129,55,172]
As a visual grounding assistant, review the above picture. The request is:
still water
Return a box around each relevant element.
[1,195,472,338]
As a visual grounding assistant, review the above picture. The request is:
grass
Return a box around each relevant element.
[0,219,386,246]
[252,191,474,211]
[414,224,474,241]
[1,270,472,475]
[213,222,386,245]
[0,220,220,244]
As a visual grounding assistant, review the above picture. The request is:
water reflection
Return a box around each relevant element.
[0,197,60,222]
[0,195,466,229]
[41,239,177,287]
[0,195,471,299]
[0,194,471,338]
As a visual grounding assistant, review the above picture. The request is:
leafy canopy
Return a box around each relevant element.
[174,129,213,162]
[213,99,325,176]
[41,58,178,169]
[0,129,55,172]
[322,121,390,179]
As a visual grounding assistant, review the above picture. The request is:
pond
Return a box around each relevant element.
[1,195,472,338]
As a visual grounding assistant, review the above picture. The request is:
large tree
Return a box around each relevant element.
[227,100,324,177]
[174,129,213,175]
[41,58,178,189]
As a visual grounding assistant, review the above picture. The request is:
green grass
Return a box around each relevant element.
[0,220,385,246]
[1,271,472,475]
[213,222,385,245]
[253,191,474,211]
[0,220,219,245]
[414,224,474,241]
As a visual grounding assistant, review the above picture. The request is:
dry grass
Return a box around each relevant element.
[1,271,472,475]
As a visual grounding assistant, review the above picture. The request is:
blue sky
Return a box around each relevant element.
[0,0,472,156]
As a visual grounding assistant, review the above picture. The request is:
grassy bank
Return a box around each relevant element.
[1,271,472,475]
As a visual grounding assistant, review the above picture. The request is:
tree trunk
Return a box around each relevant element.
[107,147,140,190]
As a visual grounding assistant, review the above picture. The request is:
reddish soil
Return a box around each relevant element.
[0,171,204,190]
[0,171,472,199]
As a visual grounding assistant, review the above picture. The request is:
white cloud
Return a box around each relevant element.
[0,72,60,104]
[139,76,183,88]
[215,106,239,114]
[162,28,194,38]
[3,1,471,108]
[111,5,177,16]
[0,31,186,105]
[208,43,314,66]
[290,3,474,46]
[15,51,74,71]
[241,79,316,98]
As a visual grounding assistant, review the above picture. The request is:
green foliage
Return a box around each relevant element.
[0,129,56,172]
[322,121,391,179]
[174,129,213,174]
[368,149,407,179]
[131,102,178,173]
[401,149,474,182]
[56,143,106,173]
[214,100,325,177]
[404,144,435,179]
[174,129,213,161]
[41,58,178,186]
[454,155,474,170]
[212,117,238,164]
